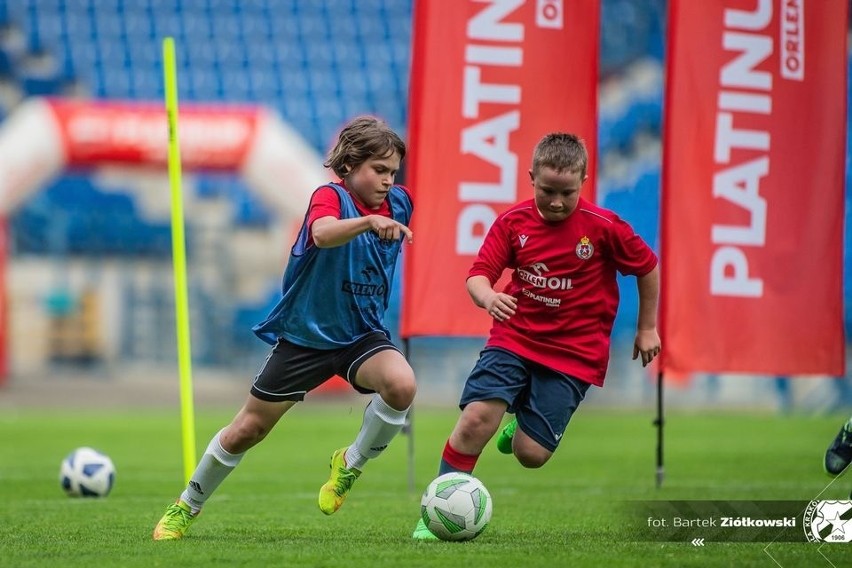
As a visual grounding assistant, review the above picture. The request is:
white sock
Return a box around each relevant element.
[345,394,409,470]
[180,429,244,512]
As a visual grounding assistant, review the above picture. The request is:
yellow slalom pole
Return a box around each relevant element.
[162,37,197,485]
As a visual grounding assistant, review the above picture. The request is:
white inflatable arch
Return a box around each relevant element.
[0,97,328,379]
[0,97,326,218]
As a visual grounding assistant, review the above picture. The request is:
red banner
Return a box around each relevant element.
[661,0,847,375]
[46,99,260,170]
[402,0,599,337]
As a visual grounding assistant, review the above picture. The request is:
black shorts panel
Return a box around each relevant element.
[250,332,400,402]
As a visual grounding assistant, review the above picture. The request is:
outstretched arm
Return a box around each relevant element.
[311,215,413,248]
[633,265,661,367]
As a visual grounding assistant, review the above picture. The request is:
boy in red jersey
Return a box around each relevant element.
[413,132,660,539]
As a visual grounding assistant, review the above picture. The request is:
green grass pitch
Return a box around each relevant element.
[1,403,851,567]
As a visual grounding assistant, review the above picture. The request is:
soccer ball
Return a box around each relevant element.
[59,447,116,497]
[420,472,492,541]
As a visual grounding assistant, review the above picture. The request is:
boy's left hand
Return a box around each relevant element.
[633,328,661,367]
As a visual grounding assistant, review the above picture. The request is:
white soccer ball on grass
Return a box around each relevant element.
[59,446,116,497]
[420,472,492,541]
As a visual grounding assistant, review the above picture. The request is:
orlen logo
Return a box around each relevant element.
[780,0,804,81]
[517,262,573,291]
[536,0,563,29]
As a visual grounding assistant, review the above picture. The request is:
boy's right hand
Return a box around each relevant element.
[484,292,517,322]
[369,216,413,243]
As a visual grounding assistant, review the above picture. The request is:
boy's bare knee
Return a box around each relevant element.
[382,376,416,409]
[459,407,501,439]
[227,417,269,448]
[514,447,552,469]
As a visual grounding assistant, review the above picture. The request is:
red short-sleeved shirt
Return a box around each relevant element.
[306,182,411,239]
[469,197,658,386]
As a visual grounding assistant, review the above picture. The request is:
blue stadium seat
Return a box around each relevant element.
[20,73,62,96]
[244,40,280,69]
[0,46,13,75]
[233,190,272,227]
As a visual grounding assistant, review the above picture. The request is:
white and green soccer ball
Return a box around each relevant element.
[420,472,493,541]
[59,447,116,497]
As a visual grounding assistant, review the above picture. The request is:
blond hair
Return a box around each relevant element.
[532,133,588,178]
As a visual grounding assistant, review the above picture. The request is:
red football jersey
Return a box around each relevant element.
[469,197,658,386]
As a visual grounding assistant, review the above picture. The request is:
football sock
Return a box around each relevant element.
[180,429,245,512]
[438,439,479,475]
[345,394,409,470]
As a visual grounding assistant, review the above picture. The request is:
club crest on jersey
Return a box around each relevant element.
[575,236,594,260]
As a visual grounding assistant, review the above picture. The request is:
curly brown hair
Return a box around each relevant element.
[324,116,406,178]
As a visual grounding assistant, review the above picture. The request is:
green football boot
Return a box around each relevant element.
[152,500,198,540]
[496,418,518,455]
[412,517,439,540]
[318,447,362,515]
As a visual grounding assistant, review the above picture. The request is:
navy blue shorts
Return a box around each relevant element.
[459,347,592,452]
[250,331,400,402]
